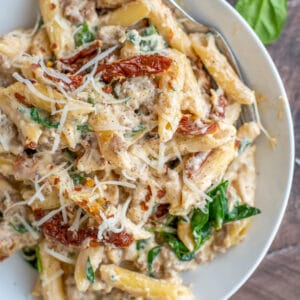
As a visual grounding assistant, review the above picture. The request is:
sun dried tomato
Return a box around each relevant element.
[102,85,113,94]
[177,115,218,136]
[104,231,134,248]
[145,185,152,202]
[43,73,83,90]
[157,189,166,199]
[60,40,102,65]
[34,210,134,248]
[34,210,98,247]
[151,204,170,219]
[96,55,173,83]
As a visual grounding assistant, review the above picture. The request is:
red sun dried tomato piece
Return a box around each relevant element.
[96,55,173,83]
[177,115,218,136]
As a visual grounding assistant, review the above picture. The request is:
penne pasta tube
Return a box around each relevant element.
[100,264,194,300]
[190,33,255,105]
[99,0,150,27]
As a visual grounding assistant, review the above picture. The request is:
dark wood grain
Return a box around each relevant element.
[227,1,300,299]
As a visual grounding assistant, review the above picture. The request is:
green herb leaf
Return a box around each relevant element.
[74,22,95,47]
[191,208,211,249]
[30,107,59,129]
[136,239,148,250]
[36,245,43,273]
[208,181,229,230]
[142,25,158,37]
[160,232,195,261]
[225,204,261,222]
[235,0,288,44]
[9,222,28,234]
[86,257,95,283]
[70,174,85,186]
[147,246,162,273]
[77,124,92,133]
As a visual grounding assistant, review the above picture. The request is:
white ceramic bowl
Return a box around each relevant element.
[0,1,295,299]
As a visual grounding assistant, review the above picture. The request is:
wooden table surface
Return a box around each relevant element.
[226,1,300,299]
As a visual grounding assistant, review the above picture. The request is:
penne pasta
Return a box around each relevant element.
[100,264,193,300]
[190,33,255,105]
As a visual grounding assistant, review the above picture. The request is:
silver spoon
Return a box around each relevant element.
[163,0,256,123]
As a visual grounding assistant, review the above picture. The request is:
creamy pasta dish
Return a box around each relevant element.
[0,0,263,299]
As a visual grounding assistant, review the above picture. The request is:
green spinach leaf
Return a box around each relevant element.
[225,204,261,222]
[147,246,162,273]
[208,181,229,230]
[160,232,195,261]
[235,0,288,44]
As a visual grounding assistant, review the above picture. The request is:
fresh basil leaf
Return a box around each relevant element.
[74,22,95,47]
[225,204,261,222]
[147,246,162,273]
[77,124,92,133]
[30,107,59,129]
[86,257,95,283]
[142,25,158,36]
[238,138,251,154]
[136,239,148,250]
[9,222,28,234]
[160,232,195,261]
[36,245,43,273]
[235,0,288,44]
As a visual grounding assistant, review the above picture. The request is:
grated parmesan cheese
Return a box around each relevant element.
[32,204,68,227]
[97,197,131,241]
[75,45,118,75]
[44,244,75,264]
[69,208,82,232]
[183,173,213,204]
[51,104,69,153]
[14,213,39,240]
[12,72,65,104]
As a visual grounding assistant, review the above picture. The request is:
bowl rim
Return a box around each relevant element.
[215,1,295,298]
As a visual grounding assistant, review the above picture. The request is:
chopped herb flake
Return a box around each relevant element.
[30,107,59,129]
[9,222,28,234]
[77,124,92,133]
[74,22,95,47]
[86,257,95,283]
